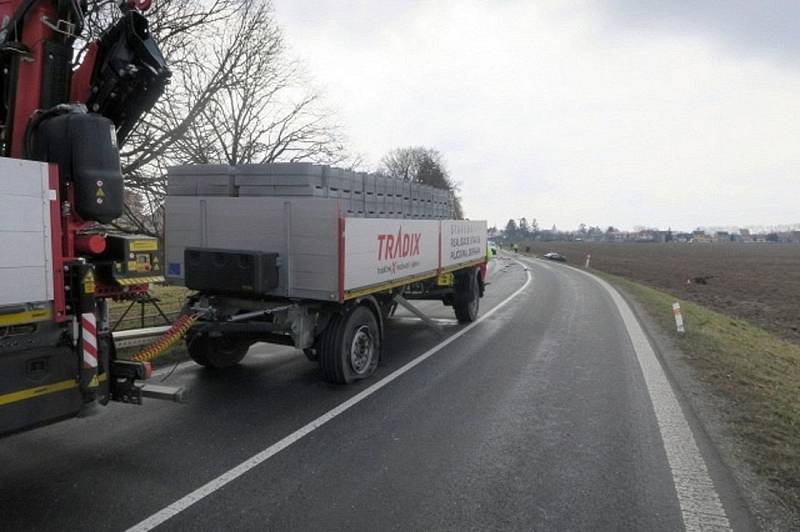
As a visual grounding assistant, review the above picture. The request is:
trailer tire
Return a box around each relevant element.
[319,305,380,384]
[187,335,249,369]
[453,269,480,323]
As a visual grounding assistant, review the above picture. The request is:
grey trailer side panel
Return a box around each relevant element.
[165,196,340,301]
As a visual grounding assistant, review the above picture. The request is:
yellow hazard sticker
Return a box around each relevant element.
[130,240,158,252]
[83,271,96,294]
[127,260,138,272]
[116,276,165,286]
[437,272,455,286]
[96,187,105,197]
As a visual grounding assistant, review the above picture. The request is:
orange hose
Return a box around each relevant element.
[130,314,199,362]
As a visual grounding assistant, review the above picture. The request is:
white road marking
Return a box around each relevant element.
[391,316,460,325]
[127,264,532,532]
[521,256,731,531]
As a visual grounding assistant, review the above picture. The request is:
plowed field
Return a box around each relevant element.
[520,242,800,344]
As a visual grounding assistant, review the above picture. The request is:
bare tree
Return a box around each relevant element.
[82,0,348,236]
[171,0,346,166]
[380,146,464,218]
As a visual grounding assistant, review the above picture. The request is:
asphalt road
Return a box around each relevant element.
[0,256,751,531]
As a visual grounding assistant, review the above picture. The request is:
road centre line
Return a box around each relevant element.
[519,255,731,531]
[127,262,532,532]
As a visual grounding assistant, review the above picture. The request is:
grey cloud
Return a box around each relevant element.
[600,1,800,64]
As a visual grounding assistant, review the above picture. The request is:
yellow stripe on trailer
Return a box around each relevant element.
[343,271,440,300]
[343,259,486,301]
[0,373,107,406]
[0,379,78,406]
[0,307,52,326]
[439,258,485,274]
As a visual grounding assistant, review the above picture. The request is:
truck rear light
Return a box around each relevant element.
[76,234,107,255]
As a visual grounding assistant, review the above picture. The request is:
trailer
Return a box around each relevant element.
[165,163,487,383]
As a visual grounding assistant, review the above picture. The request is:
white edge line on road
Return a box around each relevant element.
[520,256,731,531]
[127,262,532,532]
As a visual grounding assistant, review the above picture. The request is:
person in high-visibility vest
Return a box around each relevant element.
[512,243,519,253]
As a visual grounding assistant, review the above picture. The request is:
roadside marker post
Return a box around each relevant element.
[585,254,591,268]
[672,302,685,334]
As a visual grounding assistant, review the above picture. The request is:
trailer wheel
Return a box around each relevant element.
[319,305,381,384]
[453,269,480,323]
[187,334,249,369]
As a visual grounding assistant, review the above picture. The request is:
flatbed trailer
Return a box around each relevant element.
[165,164,487,383]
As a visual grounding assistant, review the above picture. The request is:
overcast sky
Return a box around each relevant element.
[271,1,800,231]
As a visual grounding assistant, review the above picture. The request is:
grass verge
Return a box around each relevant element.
[110,285,192,366]
[600,271,800,510]
[109,285,190,331]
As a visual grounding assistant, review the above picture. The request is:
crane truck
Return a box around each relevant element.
[0,0,170,435]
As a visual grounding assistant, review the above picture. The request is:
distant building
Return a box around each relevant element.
[714,231,731,242]
[691,230,713,243]
[776,230,800,243]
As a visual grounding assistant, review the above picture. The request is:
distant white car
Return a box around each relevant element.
[543,252,567,262]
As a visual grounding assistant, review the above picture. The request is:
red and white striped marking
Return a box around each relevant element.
[672,302,686,334]
[82,312,98,368]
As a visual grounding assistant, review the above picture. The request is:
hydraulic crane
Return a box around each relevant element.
[0,0,171,435]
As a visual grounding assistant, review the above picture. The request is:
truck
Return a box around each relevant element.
[0,0,171,435]
[164,163,488,383]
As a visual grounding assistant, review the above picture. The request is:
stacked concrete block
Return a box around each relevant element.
[409,183,424,218]
[362,173,378,216]
[387,180,405,217]
[232,163,329,197]
[352,172,366,212]
[399,181,411,218]
[433,188,451,218]
[168,164,236,196]
[166,163,455,219]
[446,192,455,218]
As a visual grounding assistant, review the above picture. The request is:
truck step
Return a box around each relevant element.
[139,384,188,404]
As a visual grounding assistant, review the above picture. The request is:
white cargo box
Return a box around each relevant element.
[165,195,486,302]
[0,157,55,307]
